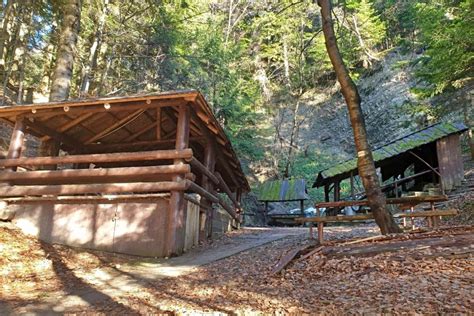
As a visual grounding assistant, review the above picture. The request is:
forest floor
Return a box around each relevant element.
[1,221,473,315]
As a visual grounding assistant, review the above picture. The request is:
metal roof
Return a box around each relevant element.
[258,179,309,202]
[313,121,468,187]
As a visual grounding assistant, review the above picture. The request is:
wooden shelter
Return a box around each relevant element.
[313,122,468,206]
[0,90,249,257]
[258,179,309,224]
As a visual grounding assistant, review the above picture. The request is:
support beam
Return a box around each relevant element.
[200,139,216,240]
[85,109,145,144]
[188,157,219,185]
[166,104,190,257]
[215,172,239,208]
[6,118,26,171]
[186,180,219,203]
[0,164,191,185]
[0,149,193,168]
[24,119,81,149]
[0,180,188,197]
[156,108,162,140]
[41,112,94,141]
[83,137,204,153]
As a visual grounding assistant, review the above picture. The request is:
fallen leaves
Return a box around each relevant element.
[0,223,473,314]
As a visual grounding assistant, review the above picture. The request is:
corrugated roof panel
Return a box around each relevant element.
[313,121,468,187]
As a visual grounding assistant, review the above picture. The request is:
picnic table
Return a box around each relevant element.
[295,195,457,243]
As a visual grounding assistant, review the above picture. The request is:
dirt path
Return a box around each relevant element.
[0,226,308,314]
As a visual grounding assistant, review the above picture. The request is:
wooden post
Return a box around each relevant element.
[324,184,330,202]
[394,178,399,198]
[236,188,243,227]
[165,104,190,257]
[6,118,25,171]
[39,140,60,170]
[334,180,340,215]
[156,108,162,140]
[334,181,340,202]
[264,201,268,225]
[350,172,355,199]
[200,140,216,241]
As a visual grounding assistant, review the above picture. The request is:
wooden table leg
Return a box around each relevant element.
[318,222,324,244]
[410,206,415,230]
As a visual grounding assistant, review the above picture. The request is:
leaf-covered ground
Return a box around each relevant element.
[1,222,473,315]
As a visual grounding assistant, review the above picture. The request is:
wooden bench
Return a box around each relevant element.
[295,195,455,243]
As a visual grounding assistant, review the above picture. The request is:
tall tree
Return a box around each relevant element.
[49,0,82,101]
[317,0,401,234]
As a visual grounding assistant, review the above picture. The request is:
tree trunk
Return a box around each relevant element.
[0,0,15,70]
[317,0,401,234]
[49,0,82,102]
[80,0,108,97]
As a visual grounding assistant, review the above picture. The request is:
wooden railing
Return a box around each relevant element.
[0,147,242,223]
[0,149,194,198]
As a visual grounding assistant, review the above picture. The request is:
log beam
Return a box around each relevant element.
[0,164,191,185]
[0,149,193,168]
[0,180,188,197]
[24,119,81,149]
[85,109,145,144]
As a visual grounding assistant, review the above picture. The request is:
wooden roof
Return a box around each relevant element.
[258,179,309,202]
[0,90,249,191]
[313,121,468,187]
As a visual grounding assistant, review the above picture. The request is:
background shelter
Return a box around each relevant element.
[313,122,468,206]
[0,90,249,257]
[258,179,309,224]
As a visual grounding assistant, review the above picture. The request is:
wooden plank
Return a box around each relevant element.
[296,214,375,223]
[271,245,310,275]
[393,209,458,218]
[41,112,94,141]
[188,157,219,185]
[217,194,240,222]
[314,195,449,208]
[3,194,172,204]
[215,172,239,208]
[0,149,193,168]
[85,109,145,144]
[0,180,189,197]
[82,137,204,153]
[0,96,190,118]
[0,164,191,185]
[186,180,219,203]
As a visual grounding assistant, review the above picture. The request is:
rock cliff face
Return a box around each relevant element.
[295,49,472,162]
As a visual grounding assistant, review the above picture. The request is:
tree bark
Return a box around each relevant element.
[80,0,108,96]
[317,0,401,234]
[49,0,82,102]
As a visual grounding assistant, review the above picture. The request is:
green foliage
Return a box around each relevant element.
[414,0,474,95]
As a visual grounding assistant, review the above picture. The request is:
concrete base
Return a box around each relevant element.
[11,198,173,257]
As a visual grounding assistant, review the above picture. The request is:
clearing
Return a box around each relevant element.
[1,222,473,314]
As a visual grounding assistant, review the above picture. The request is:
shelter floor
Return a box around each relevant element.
[0,223,473,314]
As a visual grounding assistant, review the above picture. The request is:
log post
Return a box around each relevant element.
[202,140,216,240]
[156,108,162,140]
[39,140,60,170]
[6,118,26,171]
[165,104,190,257]
[324,184,330,202]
